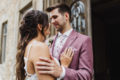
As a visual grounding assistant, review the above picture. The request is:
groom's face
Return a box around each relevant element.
[49,8,66,32]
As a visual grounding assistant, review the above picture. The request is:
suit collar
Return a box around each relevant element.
[58,28,73,37]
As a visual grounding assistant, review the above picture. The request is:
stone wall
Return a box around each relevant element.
[0,0,43,80]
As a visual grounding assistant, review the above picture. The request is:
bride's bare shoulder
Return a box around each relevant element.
[32,41,48,49]
[30,41,50,58]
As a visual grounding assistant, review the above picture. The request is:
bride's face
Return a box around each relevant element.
[44,24,50,37]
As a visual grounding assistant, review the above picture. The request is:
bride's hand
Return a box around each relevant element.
[60,48,74,68]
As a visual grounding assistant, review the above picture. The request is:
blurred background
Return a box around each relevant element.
[0,0,120,80]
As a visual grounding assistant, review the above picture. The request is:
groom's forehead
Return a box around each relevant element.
[50,8,59,15]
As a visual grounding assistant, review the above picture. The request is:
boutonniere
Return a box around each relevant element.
[45,36,55,47]
[48,38,54,47]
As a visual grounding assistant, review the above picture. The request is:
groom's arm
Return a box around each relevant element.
[63,37,93,80]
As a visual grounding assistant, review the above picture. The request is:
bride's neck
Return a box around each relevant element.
[34,33,45,42]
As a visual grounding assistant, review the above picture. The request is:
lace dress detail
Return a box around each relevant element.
[24,43,38,80]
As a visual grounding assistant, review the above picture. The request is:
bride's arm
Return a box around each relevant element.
[30,43,55,80]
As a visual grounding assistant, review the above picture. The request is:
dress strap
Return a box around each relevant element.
[26,43,33,76]
[27,44,32,59]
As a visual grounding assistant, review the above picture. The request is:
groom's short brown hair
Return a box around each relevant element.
[46,3,71,22]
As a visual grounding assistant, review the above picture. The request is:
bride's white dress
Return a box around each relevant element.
[24,42,60,80]
[24,57,38,80]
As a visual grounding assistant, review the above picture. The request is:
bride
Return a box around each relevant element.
[16,10,73,80]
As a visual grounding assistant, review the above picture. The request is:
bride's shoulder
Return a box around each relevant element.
[30,41,49,51]
[33,41,48,48]
[29,41,50,58]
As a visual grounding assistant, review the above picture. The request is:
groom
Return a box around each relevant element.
[36,3,93,80]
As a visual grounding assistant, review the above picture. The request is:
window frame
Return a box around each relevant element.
[0,21,8,63]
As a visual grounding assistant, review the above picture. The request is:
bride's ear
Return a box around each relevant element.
[37,24,42,31]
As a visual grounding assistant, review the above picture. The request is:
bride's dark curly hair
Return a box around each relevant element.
[16,10,49,80]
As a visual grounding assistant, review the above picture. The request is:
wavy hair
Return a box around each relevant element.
[16,10,48,80]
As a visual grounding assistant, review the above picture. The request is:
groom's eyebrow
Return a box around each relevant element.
[50,15,58,20]
[52,15,58,19]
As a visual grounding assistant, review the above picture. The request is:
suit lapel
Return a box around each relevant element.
[51,34,58,56]
[59,30,78,59]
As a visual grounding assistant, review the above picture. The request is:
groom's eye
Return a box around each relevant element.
[49,15,58,23]
[52,15,58,19]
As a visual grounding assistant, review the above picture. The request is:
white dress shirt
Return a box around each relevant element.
[53,28,73,58]
[53,28,73,80]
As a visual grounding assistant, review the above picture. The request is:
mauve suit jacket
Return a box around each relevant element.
[51,30,93,80]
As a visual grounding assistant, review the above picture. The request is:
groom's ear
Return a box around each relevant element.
[64,12,69,21]
[37,24,42,31]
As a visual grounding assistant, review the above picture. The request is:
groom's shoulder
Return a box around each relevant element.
[73,30,89,38]
[73,30,91,41]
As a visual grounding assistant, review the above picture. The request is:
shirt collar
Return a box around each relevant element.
[58,28,73,37]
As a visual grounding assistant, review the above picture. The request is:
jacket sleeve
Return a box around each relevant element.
[63,37,93,80]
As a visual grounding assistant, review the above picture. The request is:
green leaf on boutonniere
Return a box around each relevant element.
[49,39,53,45]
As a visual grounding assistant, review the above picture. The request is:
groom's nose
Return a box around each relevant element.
[51,18,55,24]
